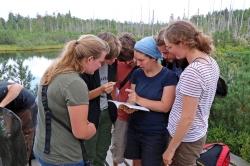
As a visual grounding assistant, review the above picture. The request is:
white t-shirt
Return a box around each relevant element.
[168,57,220,142]
[99,64,109,110]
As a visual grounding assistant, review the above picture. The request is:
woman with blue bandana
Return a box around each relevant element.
[124,36,178,166]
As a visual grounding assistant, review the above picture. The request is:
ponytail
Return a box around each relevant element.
[195,32,214,54]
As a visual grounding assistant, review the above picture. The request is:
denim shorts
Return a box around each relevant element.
[124,128,168,166]
[36,156,84,166]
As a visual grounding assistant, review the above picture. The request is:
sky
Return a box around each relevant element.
[0,0,249,23]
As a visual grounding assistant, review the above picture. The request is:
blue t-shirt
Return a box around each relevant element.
[129,67,178,134]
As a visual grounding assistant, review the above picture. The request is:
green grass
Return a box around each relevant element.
[0,44,63,53]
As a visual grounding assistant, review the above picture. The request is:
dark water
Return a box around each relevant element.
[0,50,60,88]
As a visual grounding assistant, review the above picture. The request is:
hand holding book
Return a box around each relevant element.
[108,100,150,112]
[118,104,137,114]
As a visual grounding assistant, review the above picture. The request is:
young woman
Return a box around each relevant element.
[162,20,220,166]
[33,34,110,166]
[124,36,177,166]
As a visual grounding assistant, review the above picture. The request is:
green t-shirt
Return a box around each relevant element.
[34,72,89,164]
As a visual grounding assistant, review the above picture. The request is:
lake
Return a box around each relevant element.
[0,50,60,89]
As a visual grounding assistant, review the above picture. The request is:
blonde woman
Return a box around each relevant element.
[33,34,110,166]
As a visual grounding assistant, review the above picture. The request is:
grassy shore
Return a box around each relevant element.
[0,44,63,53]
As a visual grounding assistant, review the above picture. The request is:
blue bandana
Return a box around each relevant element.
[134,36,162,59]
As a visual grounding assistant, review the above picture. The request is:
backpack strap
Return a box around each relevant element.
[41,85,52,154]
[118,66,137,90]
[202,143,230,166]
[216,144,230,166]
[41,85,89,162]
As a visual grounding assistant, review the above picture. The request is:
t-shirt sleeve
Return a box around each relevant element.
[0,81,8,101]
[179,67,203,98]
[79,73,91,89]
[163,69,178,86]
[130,68,140,85]
[63,79,89,106]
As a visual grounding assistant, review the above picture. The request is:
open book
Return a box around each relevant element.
[108,100,150,112]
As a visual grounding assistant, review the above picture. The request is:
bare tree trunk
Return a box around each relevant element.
[239,10,245,35]
[151,10,155,35]
[29,18,32,32]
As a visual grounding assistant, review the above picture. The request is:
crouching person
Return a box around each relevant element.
[0,80,37,164]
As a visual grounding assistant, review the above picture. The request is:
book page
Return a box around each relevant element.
[108,100,150,112]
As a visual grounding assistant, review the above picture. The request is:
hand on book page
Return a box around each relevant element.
[108,100,150,112]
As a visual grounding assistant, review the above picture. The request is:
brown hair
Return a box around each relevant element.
[41,34,110,85]
[155,28,166,46]
[97,32,121,60]
[164,20,214,54]
[118,32,136,56]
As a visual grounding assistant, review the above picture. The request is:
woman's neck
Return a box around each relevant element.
[144,62,163,77]
[186,49,207,64]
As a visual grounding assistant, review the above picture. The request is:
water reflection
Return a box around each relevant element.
[24,56,53,87]
[0,50,59,89]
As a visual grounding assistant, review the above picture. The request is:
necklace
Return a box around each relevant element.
[192,56,210,63]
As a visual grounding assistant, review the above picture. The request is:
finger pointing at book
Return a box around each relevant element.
[125,88,137,104]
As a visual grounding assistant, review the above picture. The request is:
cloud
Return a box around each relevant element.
[0,0,249,23]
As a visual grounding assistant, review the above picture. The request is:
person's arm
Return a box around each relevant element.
[68,104,96,140]
[126,84,176,113]
[88,82,116,100]
[162,95,199,165]
[0,83,23,107]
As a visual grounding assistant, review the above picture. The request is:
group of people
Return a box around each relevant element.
[0,20,220,166]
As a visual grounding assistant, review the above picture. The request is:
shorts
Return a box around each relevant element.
[170,135,207,166]
[124,128,168,166]
[110,119,128,163]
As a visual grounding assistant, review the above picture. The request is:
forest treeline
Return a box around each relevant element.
[0,8,250,47]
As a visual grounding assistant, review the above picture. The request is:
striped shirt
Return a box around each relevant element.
[167,57,219,142]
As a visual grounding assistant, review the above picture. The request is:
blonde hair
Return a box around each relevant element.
[41,34,110,85]
[164,20,214,54]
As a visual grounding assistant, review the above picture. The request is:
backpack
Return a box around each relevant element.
[0,107,27,166]
[197,143,230,166]
[216,77,228,97]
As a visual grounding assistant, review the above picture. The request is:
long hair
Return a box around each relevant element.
[41,34,109,85]
[164,20,214,54]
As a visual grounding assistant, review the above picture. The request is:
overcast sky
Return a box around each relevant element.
[0,0,249,23]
